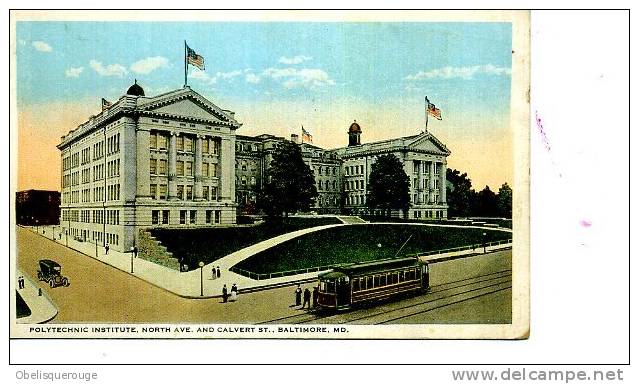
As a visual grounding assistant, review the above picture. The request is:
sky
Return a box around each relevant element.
[15,21,513,192]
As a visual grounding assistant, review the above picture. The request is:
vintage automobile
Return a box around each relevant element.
[37,259,70,288]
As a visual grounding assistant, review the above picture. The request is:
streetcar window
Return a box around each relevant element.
[407,270,415,280]
[391,273,398,284]
[366,276,373,290]
[374,275,380,287]
[416,268,421,279]
[320,282,326,292]
[326,281,335,293]
[352,278,359,292]
[380,274,387,286]
[399,271,405,282]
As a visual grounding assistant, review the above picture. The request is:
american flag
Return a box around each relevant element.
[427,101,442,120]
[302,126,313,143]
[101,98,112,111]
[186,44,205,70]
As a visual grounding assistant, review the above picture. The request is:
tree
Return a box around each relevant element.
[446,168,476,217]
[367,154,410,217]
[476,185,498,217]
[496,183,512,218]
[258,140,317,217]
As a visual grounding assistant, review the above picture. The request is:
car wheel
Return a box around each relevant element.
[49,280,55,288]
[37,272,42,280]
[62,278,69,287]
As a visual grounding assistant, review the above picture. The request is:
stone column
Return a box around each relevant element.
[429,161,435,204]
[168,132,178,200]
[194,135,203,200]
[135,127,150,200]
[440,162,447,204]
[417,160,423,204]
[220,137,235,201]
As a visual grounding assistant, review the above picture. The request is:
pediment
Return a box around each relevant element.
[138,89,240,127]
[151,98,225,122]
[408,133,451,155]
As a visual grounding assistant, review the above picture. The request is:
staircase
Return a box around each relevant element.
[337,216,368,224]
[137,229,180,270]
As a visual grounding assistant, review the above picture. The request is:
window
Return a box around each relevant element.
[150,159,157,174]
[150,184,157,199]
[159,184,167,200]
[186,185,193,200]
[190,210,196,224]
[158,133,167,150]
[202,139,209,153]
[366,277,373,290]
[210,164,217,177]
[150,133,157,149]
[206,210,212,224]
[159,159,167,175]
[177,136,184,151]
[360,165,364,174]
[352,278,360,292]
[185,137,193,152]
[162,210,169,224]
[211,187,218,200]
[203,186,209,200]
[177,185,184,200]
[211,140,218,154]
[185,162,193,176]
[202,163,209,177]
[152,210,159,225]
[176,161,184,176]
[214,210,221,224]
[180,210,187,224]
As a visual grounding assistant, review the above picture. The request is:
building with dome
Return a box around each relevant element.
[58,82,240,251]
[331,120,450,219]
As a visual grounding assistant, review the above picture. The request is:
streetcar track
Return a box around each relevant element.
[302,279,512,325]
[256,269,512,325]
[375,285,512,324]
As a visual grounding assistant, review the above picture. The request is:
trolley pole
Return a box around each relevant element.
[130,247,135,273]
[95,241,98,258]
[482,232,487,254]
[65,230,68,247]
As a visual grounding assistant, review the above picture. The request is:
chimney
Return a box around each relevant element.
[291,134,299,144]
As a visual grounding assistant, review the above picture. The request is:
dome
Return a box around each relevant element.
[126,79,145,97]
[348,120,361,133]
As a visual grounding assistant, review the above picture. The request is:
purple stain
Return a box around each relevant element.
[579,220,592,228]
[535,111,551,152]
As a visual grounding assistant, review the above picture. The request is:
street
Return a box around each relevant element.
[16,226,511,325]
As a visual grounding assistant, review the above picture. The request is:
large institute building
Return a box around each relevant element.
[59,83,449,251]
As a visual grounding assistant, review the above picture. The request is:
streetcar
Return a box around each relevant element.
[316,257,429,310]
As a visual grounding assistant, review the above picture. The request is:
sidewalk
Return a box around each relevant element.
[15,270,58,324]
[28,223,512,299]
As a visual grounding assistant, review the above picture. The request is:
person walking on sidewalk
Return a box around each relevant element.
[312,286,319,308]
[230,283,238,302]
[295,285,302,306]
[216,266,221,279]
[302,288,311,309]
[212,267,217,280]
[18,276,25,290]
[222,284,228,303]
[104,244,109,255]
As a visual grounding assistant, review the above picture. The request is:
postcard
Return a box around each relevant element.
[10,10,530,339]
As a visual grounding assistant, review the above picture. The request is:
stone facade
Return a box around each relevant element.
[58,84,240,252]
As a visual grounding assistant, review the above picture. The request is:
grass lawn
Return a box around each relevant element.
[234,224,512,275]
[150,217,342,270]
[362,216,513,229]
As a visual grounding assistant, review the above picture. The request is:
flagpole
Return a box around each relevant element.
[184,40,188,88]
[424,96,429,133]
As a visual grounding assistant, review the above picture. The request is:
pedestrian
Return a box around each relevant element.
[105,244,109,255]
[59,233,62,240]
[133,246,138,258]
[216,266,221,279]
[230,283,238,302]
[312,286,319,308]
[302,288,311,309]
[18,276,25,290]
[295,284,302,306]
[222,284,228,303]
[212,267,217,279]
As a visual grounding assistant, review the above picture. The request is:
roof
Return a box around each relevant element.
[319,257,422,279]
[39,259,61,268]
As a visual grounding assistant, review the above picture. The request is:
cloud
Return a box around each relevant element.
[89,60,128,77]
[245,73,261,84]
[130,56,170,74]
[190,69,246,85]
[65,67,84,78]
[404,64,511,81]
[32,41,52,52]
[278,55,312,65]
[262,67,335,89]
